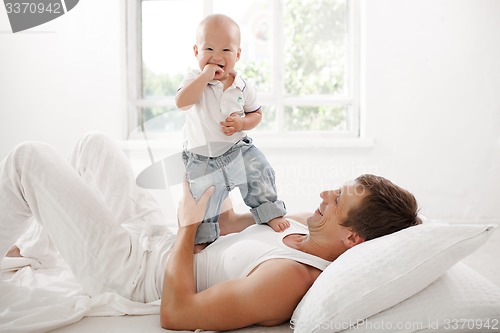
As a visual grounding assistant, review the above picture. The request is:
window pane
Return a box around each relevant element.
[254,105,276,131]
[142,1,202,97]
[284,105,348,131]
[139,107,185,133]
[136,0,358,136]
[284,0,347,96]
[212,0,273,94]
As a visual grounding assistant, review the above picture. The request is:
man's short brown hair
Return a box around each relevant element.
[342,174,422,241]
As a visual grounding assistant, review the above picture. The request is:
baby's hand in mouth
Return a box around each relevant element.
[204,63,225,79]
[213,64,225,78]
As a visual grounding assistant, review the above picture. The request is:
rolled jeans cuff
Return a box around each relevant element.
[195,222,220,244]
[250,200,287,225]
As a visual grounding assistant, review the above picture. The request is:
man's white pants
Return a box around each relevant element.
[0,132,171,302]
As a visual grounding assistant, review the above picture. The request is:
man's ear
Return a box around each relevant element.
[344,230,365,249]
[193,44,198,57]
[236,47,241,61]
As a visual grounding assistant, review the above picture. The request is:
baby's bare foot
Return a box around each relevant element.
[267,217,290,232]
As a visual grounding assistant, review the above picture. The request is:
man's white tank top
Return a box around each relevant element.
[193,219,331,292]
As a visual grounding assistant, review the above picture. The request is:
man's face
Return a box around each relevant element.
[307,181,367,246]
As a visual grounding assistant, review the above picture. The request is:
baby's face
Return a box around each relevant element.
[194,22,241,81]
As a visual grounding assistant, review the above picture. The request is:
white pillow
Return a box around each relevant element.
[291,222,497,333]
[342,262,500,332]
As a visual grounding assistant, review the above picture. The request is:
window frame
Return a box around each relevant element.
[126,0,365,147]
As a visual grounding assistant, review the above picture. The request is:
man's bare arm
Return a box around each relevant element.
[218,197,255,235]
[218,196,313,234]
[160,181,319,331]
[161,258,316,331]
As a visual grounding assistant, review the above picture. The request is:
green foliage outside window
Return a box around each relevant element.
[282,0,348,131]
[141,0,349,133]
[284,0,346,96]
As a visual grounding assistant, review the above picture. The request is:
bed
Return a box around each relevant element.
[1,218,499,333]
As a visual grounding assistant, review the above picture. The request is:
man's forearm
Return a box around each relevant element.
[163,226,196,297]
[219,208,255,235]
[160,225,198,329]
[161,182,213,329]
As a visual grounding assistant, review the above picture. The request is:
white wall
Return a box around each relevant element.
[358,0,500,222]
[270,0,500,222]
[0,0,125,157]
[1,0,499,223]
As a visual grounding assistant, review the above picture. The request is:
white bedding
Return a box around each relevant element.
[2,256,499,333]
[1,222,499,333]
[0,257,161,333]
[0,255,291,333]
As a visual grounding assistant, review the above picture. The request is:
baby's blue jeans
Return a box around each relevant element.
[182,136,286,244]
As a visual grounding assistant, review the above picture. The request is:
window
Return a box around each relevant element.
[126,0,361,144]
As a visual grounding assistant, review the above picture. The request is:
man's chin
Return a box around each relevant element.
[305,215,315,226]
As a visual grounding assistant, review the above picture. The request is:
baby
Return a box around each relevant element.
[176,14,289,245]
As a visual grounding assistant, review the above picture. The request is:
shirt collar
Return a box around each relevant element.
[207,71,246,90]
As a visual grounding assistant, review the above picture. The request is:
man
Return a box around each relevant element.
[161,174,421,330]
[0,132,420,331]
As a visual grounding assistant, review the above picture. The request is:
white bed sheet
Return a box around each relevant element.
[2,226,499,333]
[0,257,161,333]
[0,256,292,333]
[51,316,292,333]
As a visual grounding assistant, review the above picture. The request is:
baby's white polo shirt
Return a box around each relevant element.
[179,69,261,157]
